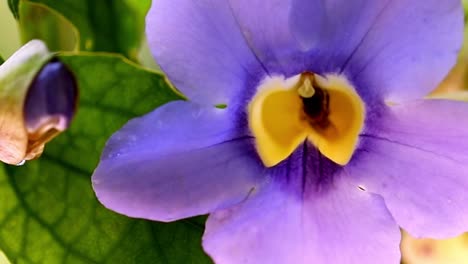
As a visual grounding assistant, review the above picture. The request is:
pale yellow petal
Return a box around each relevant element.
[249,77,308,167]
[307,74,365,165]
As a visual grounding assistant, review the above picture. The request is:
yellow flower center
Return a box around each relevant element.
[248,72,365,167]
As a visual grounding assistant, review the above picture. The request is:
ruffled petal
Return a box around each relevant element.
[291,0,463,101]
[146,0,267,105]
[350,99,468,238]
[203,177,401,264]
[92,101,263,221]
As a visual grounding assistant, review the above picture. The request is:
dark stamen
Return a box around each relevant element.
[300,78,330,128]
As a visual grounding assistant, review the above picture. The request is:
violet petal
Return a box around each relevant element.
[24,59,78,132]
[203,176,401,264]
[350,99,468,238]
[346,0,462,102]
[226,0,300,74]
[146,0,269,105]
[92,101,264,221]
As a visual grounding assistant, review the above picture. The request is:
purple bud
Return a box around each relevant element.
[24,59,78,130]
[23,59,78,160]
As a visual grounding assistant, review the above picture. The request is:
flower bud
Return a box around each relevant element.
[0,40,78,165]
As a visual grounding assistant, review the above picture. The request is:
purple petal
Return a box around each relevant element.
[226,0,301,74]
[290,0,390,70]
[146,0,267,105]
[291,0,463,101]
[24,59,78,131]
[92,101,263,221]
[350,99,468,238]
[203,177,401,264]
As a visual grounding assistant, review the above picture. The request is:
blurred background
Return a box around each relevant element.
[0,0,20,58]
[2,1,468,264]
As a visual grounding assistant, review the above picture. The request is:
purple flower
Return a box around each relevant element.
[92,1,466,263]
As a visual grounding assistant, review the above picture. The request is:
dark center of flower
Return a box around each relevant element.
[297,74,330,129]
[301,87,330,128]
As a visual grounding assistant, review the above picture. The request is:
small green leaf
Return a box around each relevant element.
[0,53,211,263]
[0,56,4,66]
[18,2,77,52]
[7,0,19,19]
[25,0,151,60]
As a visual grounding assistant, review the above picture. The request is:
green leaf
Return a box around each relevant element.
[23,0,151,60]
[7,0,19,19]
[0,53,211,263]
[0,56,4,66]
[18,2,77,52]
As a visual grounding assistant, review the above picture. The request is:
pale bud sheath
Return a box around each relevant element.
[0,40,78,165]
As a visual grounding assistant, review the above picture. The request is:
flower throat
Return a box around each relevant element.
[248,72,366,167]
[297,73,330,130]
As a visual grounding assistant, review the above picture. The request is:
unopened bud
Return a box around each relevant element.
[0,40,78,165]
